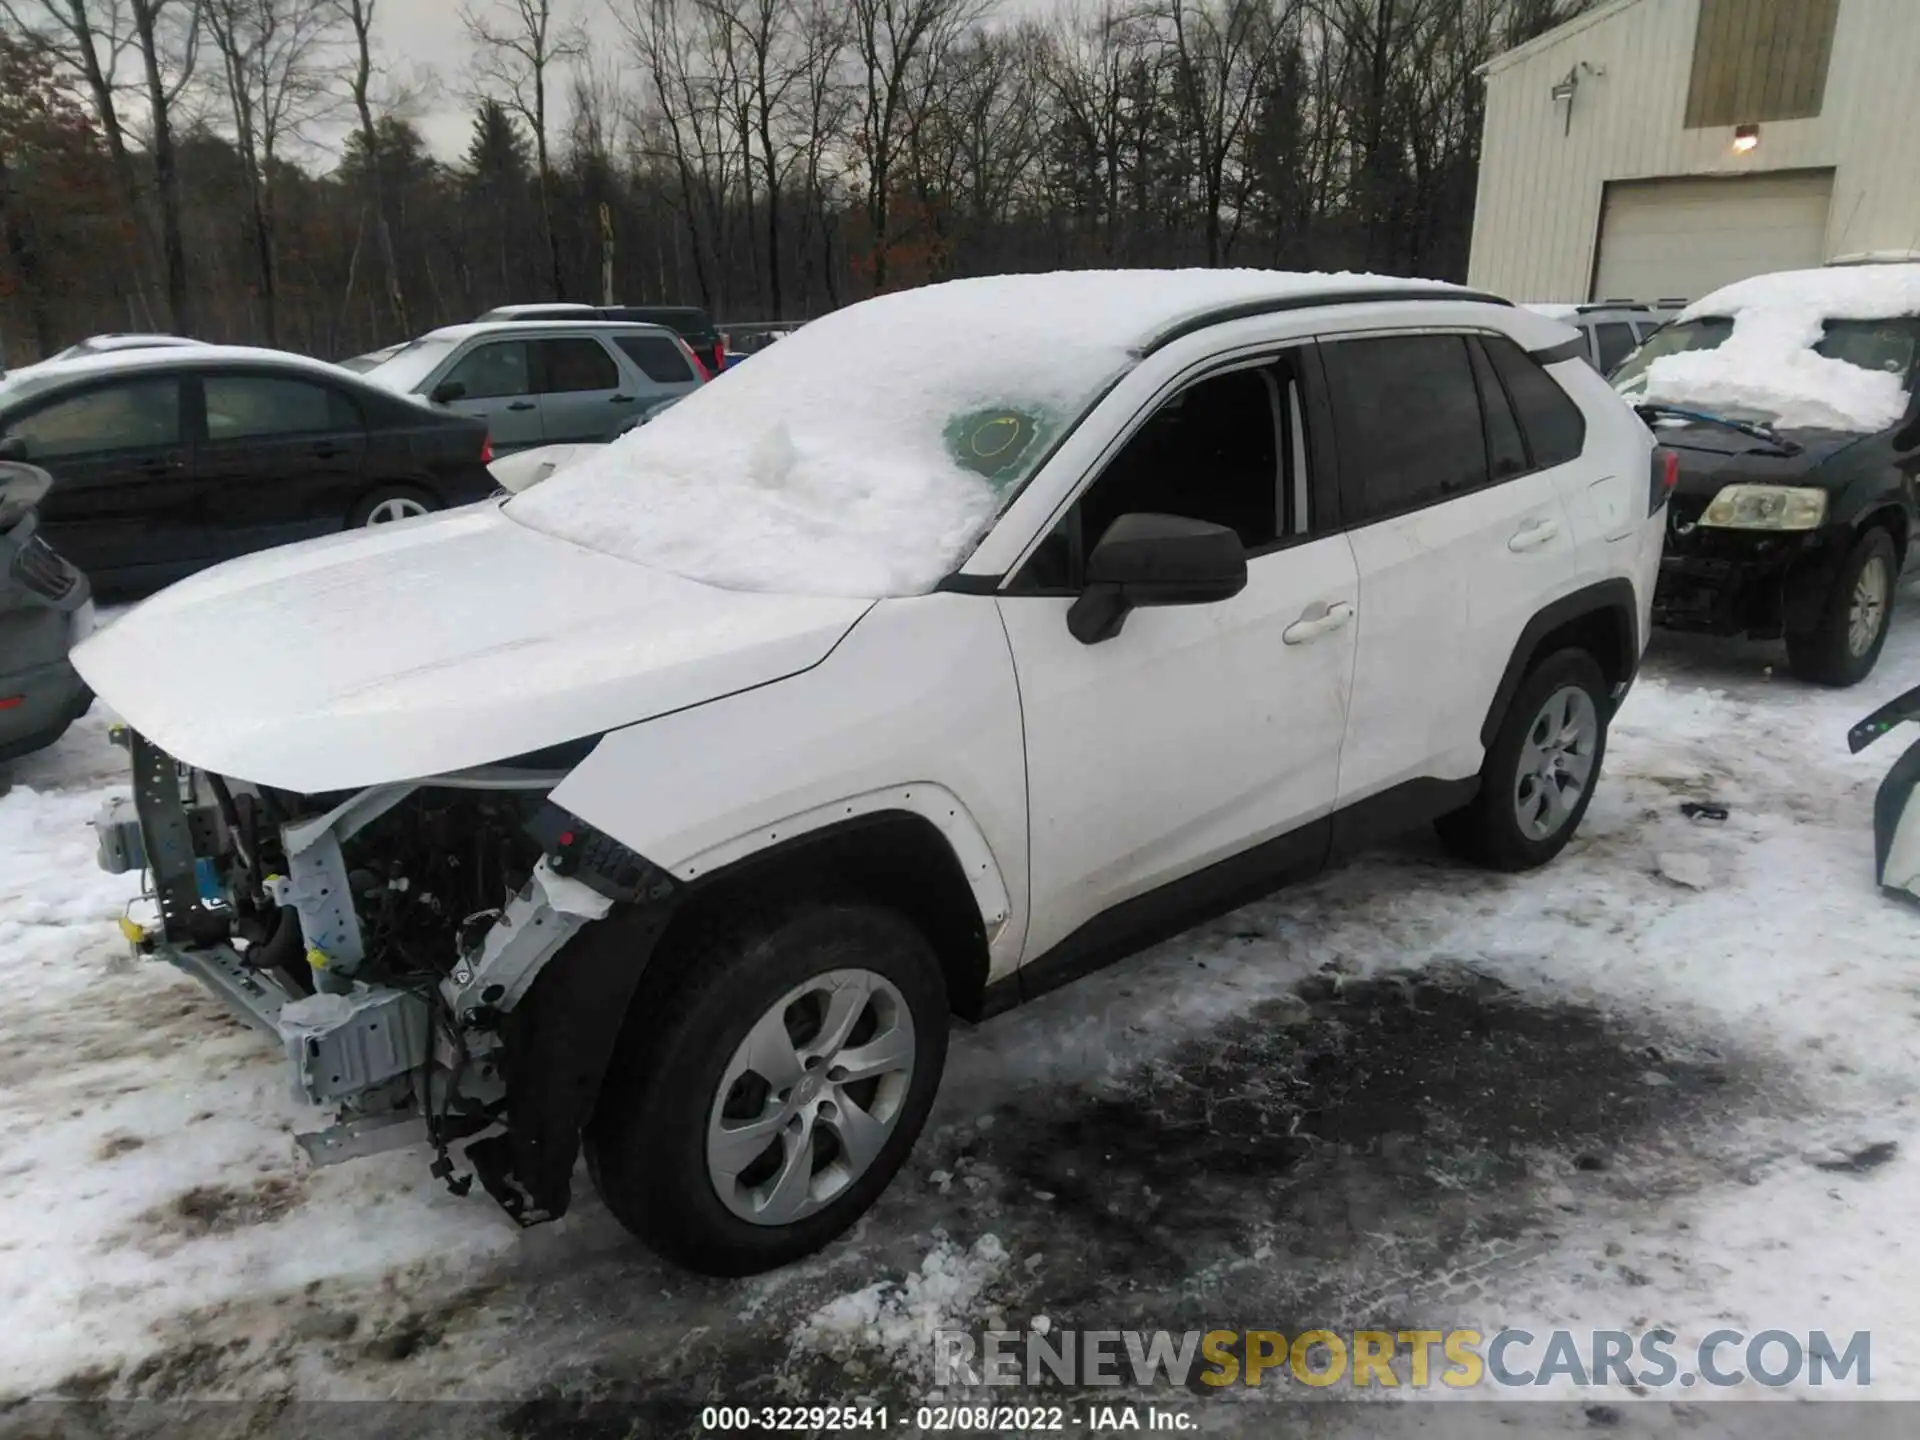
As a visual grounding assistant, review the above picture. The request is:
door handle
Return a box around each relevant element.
[312,444,342,460]
[610,394,635,404]
[134,457,181,477]
[506,401,536,412]
[1282,600,1354,646]
[1507,518,1561,552]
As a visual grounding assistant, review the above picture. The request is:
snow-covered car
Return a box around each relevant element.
[0,333,202,385]
[73,271,1661,1276]
[1614,263,1920,685]
[0,462,92,765]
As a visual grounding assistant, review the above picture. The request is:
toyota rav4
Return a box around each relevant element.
[75,271,1663,1276]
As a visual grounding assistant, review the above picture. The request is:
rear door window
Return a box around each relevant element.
[8,379,183,458]
[443,341,531,400]
[1319,334,1489,523]
[203,374,360,440]
[1468,338,1529,482]
[614,335,695,384]
[535,338,620,393]
[1482,334,1586,469]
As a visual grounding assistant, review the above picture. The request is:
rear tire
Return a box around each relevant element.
[1437,648,1610,872]
[348,485,438,528]
[1785,527,1896,687]
[586,899,949,1276]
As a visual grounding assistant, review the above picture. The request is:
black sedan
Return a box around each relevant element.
[0,347,498,596]
[0,461,92,765]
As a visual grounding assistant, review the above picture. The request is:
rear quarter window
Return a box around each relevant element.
[1483,334,1586,469]
[615,335,695,384]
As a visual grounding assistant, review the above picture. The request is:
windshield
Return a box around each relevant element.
[361,335,462,394]
[1613,314,1919,429]
[504,276,1155,597]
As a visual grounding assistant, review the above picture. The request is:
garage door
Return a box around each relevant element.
[1590,171,1833,303]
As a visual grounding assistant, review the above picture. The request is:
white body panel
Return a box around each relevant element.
[1339,469,1580,800]
[70,504,869,792]
[998,534,1357,958]
[549,595,1032,980]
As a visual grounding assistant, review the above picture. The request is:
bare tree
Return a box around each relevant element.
[206,0,340,342]
[462,0,583,300]
[335,0,407,333]
[3,0,160,321]
[1162,0,1294,265]
[128,0,199,330]
[846,0,985,292]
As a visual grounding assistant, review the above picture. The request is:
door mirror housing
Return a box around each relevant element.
[430,379,468,405]
[0,434,26,462]
[1067,512,1248,645]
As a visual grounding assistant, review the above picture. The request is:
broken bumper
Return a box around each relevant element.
[1653,526,1846,639]
[94,729,681,1223]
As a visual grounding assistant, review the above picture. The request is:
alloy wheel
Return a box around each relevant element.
[1848,555,1890,658]
[1513,684,1599,842]
[706,968,916,1226]
[365,496,429,525]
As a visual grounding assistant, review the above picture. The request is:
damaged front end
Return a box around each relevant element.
[94,728,678,1224]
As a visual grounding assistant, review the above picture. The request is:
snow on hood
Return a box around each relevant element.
[69,505,870,792]
[1640,265,1920,432]
[506,270,1464,598]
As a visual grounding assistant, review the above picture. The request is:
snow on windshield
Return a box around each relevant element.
[1628,265,1920,431]
[506,269,1456,597]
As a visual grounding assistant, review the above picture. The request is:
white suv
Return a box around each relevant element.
[77,272,1663,1276]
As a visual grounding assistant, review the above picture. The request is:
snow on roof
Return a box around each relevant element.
[1681,264,1920,323]
[0,343,361,403]
[1637,266,1920,432]
[505,269,1471,597]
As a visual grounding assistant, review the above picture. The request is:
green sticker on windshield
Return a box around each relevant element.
[946,407,1043,484]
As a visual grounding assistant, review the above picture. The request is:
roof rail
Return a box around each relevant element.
[1139,286,1511,356]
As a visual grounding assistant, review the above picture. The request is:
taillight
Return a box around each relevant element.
[480,434,494,465]
[1649,447,1679,514]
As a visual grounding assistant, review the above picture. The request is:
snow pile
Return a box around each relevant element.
[795,1232,1009,1372]
[1639,263,1920,431]
[507,270,1460,597]
[1640,304,1911,431]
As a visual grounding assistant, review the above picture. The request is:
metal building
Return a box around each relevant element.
[1467,0,1920,304]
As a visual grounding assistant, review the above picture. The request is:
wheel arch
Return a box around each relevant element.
[1480,579,1640,749]
[1856,502,1909,569]
[664,799,1005,1023]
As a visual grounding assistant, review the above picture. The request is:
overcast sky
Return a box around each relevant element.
[332,0,1056,168]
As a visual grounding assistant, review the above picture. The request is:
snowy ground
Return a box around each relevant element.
[5,595,1920,1435]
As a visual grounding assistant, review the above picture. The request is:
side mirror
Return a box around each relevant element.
[430,379,468,405]
[1067,512,1248,645]
[0,435,26,462]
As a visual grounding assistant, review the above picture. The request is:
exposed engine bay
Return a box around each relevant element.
[94,728,678,1224]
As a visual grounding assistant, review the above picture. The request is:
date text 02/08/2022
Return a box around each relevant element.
[698,1404,1196,1431]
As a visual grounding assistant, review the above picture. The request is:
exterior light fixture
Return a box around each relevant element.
[1733,123,1760,153]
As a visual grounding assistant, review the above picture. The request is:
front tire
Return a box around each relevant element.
[1786,527,1896,687]
[586,900,949,1276]
[1438,648,1610,872]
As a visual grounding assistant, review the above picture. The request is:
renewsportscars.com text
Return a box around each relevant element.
[933,1327,1871,1390]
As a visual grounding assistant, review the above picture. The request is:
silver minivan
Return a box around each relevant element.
[360,321,703,454]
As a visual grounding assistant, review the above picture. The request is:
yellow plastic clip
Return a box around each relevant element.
[306,947,330,969]
[117,915,146,945]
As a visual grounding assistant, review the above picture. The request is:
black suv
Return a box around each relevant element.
[1616,306,1920,686]
[0,462,92,764]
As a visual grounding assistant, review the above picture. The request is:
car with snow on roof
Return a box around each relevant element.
[1614,263,1920,685]
[74,270,1661,1276]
